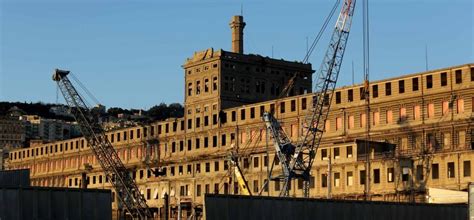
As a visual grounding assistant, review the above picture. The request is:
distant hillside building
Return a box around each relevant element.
[20,115,81,142]
[0,116,25,150]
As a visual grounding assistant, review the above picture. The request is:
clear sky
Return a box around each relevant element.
[1,0,473,109]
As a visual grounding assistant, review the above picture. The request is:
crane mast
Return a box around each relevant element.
[263,0,356,197]
[52,69,152,219]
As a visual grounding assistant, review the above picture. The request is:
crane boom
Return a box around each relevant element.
[229,152,252,196]
[263,0,356,197]
[52,69,152,219]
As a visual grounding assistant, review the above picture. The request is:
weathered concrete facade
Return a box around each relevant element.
[5,62,473,218]
[4,15,474,219]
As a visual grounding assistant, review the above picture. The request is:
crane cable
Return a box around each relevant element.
[69,73,101,107]
[302,0,340,64]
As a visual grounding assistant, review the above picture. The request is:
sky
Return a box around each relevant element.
[1,0,473,110]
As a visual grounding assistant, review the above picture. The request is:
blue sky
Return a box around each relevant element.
[1,0,473,109]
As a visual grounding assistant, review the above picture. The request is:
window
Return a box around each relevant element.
[196,117,201,128]
[360,87,366,100]
[412,77,419,91]
[426,75,433,89]
[221,134,226,146]
[196,184,202,197]
[447,162,455,178]
[171,142,176,153]
[280,102,285,113]
[399,107,407,121]
[302,98,307,110]
[204,79,209,92]
[348,89,353,102]
[187,119,192,129]
[205,184,210,194]
[213,135,217,147]
[398,80,405,93]
[195,138,200,149]
[291,100,296,112]
[360,170,366,185]
[212,77,218,91]
[205,163,210,172]
[360,113,367,128]
[253,157,259,168]
[187,139,192,151]
[241,109,246,120]
[432,163,439,179]
[212,114,218,125]
[253,180,259,193]
[428,103,435,118]
[471,67,474,81]
[243,158,249,169]
[274,180,280,191]
[336,117,342,131]
[321,149,328,160]
[464,160,471,177]
[334,173,340,187]
[455,69,462,84]
[440,72,447,86]
[333,147,340,159]
[250,107,255,118]
[386,110,393,124]
[187,83,193,96]
[336,91,341,104]
[231,111,236,121]
[348,115,354,129]
[179,141,184,151]
[413,105,421,120]
[385,82,391,96]
[387,168,394,182]
[346,146,353,158]
[373,111,380,126]
[372,85,378,98]
[321,174,328,188]
[345,171,353,186]
[373,169,380,184]
[215,161,219,171]
[416,165,424,181]
[457,99,464,113]
[442,101,449,116]
[196,163,201,173]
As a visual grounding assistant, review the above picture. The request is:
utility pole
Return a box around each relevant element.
[327,150,332,199]
[362,0,371,201]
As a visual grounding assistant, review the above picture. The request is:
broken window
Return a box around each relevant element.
[441,72,447,86]
[385,82,391,96]
[447,162,455,178]
[372,85,378,98]
[426,75,433,89]
[455,69,462,84]
[432,163,439,179]
[398,80,405,94]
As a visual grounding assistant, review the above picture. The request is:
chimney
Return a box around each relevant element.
[229,15,246,54]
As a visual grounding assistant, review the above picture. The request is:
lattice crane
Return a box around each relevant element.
[52,69,152,219]
[263,0,356,197]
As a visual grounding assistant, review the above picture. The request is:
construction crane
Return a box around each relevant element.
[228,151,252,196]
[263,0,356,197]
[52,69,152,219]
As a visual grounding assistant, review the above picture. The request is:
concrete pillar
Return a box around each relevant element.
[229,15,246,54]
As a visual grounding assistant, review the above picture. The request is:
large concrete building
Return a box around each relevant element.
[4,16,474,219]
